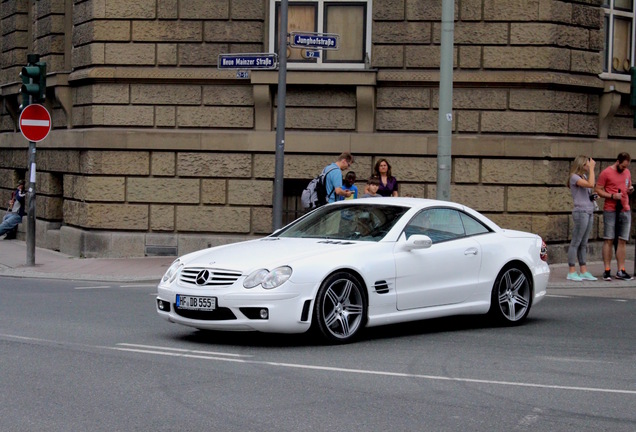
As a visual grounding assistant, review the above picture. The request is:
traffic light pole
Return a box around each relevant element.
[19,53,46,266]
[26,141,36,266]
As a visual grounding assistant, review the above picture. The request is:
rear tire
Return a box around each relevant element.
[313,272,367,344]
[489,265,532,325]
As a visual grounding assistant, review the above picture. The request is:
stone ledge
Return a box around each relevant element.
[69,66,238,83]
[377,70,604,90]
[11,129,635,159]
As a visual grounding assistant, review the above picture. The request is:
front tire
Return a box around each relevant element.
[313,272,367,344]
[489,265,532,325]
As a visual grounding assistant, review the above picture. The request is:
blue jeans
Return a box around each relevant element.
[0,212,22,236]
[568,211,593,267]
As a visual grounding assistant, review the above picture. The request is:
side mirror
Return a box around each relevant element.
[405,234,432,250]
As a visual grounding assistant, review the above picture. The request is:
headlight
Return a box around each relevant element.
[262,266,292,289]
[243,266,292,289]
[161,259,182,284]
[243,268,269,288]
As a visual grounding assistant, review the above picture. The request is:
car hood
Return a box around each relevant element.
[180,237,374,273]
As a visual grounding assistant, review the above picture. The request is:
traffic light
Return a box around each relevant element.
[19,54,46,111]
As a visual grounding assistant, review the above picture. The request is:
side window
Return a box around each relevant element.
[404,208,465,243]
[460,212,490,236]
[271,0,371,69]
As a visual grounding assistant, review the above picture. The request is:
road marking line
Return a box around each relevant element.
[517,408,543,427]
[541,356,614,364]
[75,286,111,290]
[116,343,252,358]
[109,345,636,396]
[74,285,157,290]
[3,333,634,396]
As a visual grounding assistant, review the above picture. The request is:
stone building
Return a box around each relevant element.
[0,0,635,261]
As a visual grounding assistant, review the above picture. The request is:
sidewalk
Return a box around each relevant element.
[0,239,175,282]
[1,238,636,288]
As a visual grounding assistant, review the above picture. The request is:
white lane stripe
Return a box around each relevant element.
[75,286,111,290]
[0,334,250,360]
[21,119,50,127]
[110,345,636,396]
[116,343,251,358]
[3,333,634,396]
[541,356,614,364]
[75,285,156,290]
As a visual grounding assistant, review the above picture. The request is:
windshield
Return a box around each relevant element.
[275,204,409,241]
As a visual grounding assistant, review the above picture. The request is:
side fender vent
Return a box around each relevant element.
[374,280,389,294]
[300,300,312,322]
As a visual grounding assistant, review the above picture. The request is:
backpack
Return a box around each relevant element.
[301,166,339,209]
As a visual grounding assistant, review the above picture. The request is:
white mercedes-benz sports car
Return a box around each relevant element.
[156,197,549,344]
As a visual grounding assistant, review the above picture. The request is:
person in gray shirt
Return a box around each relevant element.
[566,156,597,281]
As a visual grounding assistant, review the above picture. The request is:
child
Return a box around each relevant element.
[338,171,358,200]
[361,176,381,197]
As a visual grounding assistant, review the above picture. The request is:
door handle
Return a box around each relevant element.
[464,248,478,255]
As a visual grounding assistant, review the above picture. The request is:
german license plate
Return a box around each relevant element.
[176,295,216,311]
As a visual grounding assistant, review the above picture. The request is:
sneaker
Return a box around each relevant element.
[579,272,598,281]
[616,270,633,280]
[566,272,583,281]
[603,270,612,281]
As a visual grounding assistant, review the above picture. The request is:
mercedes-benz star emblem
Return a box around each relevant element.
[195,269,210,286]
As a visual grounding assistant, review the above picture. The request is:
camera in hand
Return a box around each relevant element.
[589,193,599,201]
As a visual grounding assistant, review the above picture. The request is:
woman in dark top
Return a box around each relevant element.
[371,158,398,197]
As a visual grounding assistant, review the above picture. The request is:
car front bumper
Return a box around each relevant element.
[156,281,316,334]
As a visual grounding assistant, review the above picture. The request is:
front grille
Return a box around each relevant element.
[179,267,242,287]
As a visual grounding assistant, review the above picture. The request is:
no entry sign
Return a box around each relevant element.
[19,104,51,142]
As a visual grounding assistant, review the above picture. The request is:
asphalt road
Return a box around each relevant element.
[1,276,635,432]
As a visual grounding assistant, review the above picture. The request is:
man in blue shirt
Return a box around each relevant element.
[324,152,355,203]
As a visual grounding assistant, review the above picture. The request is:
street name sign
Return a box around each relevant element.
[19,104,51,142]
[290,32,340,50]
[218,53,278,70]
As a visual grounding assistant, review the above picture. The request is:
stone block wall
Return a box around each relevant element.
[1,0,617,139]
[54,148,274,235]
[1,0,635,260]
[3,129,635,260]
[373,0,603,73]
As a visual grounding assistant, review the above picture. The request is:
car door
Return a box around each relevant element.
[394,208,483,310]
